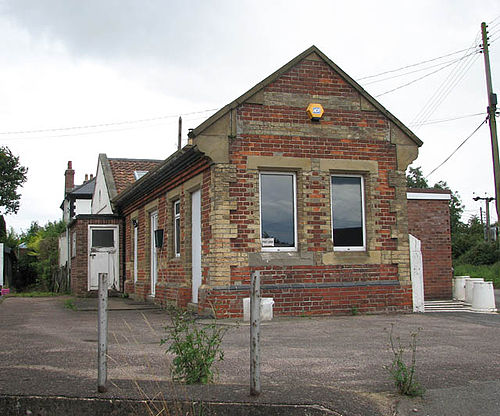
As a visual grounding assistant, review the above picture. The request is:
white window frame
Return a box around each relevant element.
[174,200,181,257]
[331,174,366,252]
[259,171,298,252]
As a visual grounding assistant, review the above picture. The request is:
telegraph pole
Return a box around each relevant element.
[473,195,495,242]
[481,22,500,223]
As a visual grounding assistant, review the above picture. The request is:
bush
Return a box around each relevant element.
[161,307,227,384]
[456,241,499,266]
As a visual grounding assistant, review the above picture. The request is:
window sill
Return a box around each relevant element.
[249,251,314,267]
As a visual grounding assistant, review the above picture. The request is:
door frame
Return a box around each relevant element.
[150,211,159,297]
[87,224,119,291]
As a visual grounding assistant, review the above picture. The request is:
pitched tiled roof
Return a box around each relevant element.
[108,158,163,195]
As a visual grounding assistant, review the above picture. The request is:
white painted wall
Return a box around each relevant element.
[410,234,424,313]
[75,199,92,216]
[59,233,68,267]
[91,161,113,214]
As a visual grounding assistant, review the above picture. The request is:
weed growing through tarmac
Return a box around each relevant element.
[386,323,425,397]
[107,310,222,415]
[63,298,76,310]
[161,306,228,384]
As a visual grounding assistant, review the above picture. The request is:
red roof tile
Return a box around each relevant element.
[108,159,162,195]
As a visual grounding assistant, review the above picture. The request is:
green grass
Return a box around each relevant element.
[454,262,500,288]
[6,291,63,297]
[63,298,77,310]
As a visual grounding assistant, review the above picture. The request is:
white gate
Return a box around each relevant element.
[409,234,424,312]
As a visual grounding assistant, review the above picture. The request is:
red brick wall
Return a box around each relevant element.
[407,197,452,299]
[68,216,123,296]
[120,53,416,317]
[201,55,413,317]
[122,168,211,307]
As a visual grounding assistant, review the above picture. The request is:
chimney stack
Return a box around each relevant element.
[65,161,75,195]
[84,174,89,182]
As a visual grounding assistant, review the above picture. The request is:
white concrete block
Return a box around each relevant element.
[243,297,274,321]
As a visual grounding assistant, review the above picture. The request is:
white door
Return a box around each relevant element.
[191,189,202,303]
[89,226,119,290]
[150,211,158,297]
[410,234,424,313]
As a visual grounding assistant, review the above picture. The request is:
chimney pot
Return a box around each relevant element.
[85,174,89,182]
[90,174,94,180]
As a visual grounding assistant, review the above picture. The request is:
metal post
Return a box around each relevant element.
[178,116,182,150]
[97,272,108,393]
[250,270,261,396]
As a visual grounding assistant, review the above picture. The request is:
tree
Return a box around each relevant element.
[406,166,429,189]
[0,146,28,215]
[406,166,465,259]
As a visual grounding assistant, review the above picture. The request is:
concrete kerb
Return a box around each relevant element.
[0,395,341,416]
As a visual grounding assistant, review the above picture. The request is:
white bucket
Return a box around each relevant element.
[471,281,497,312]
[465,278,484,304]
[243,297,274,321]
[453,276,469,301]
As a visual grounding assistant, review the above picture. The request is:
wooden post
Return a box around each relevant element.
[97,272,108,393]
[250,270,261,396]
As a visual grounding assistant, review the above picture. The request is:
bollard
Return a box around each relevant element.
[97,272,108,393]
[250,270,261,396]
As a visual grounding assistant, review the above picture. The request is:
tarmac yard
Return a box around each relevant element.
[0,295,499,415]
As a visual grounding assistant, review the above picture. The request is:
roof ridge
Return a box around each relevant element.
[188,45,422,147]
[108,157,164,162]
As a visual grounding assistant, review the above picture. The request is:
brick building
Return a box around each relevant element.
[112,45,437,317]
[61,156,162,295]
[407,188,453,300]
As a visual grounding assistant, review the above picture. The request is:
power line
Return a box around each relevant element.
[0,108,218,136]
[0,113,216,142]
[363,52,478,86]
[408,112,485,127]
[357,47,475,81]
[426,117,488,178]
[374,58,464,98]
[411,39,481,129]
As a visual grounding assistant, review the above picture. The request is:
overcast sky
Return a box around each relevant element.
[1,0,500,232]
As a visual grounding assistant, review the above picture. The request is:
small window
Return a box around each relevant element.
[174,200,180,257]
[259,172,297,251]
[91,229,114,248]
[134,170,148,180]
[331,175,365,251]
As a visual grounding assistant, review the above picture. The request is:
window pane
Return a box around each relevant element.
[174,200,180,256]
[175,217,180,255]
[92,229,114,248]
[260,173,295,248]
[331,176,364,247]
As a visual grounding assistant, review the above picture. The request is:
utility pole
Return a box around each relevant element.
[178,116,182,151]
[473,195,495,242]
[481,22,500,223]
